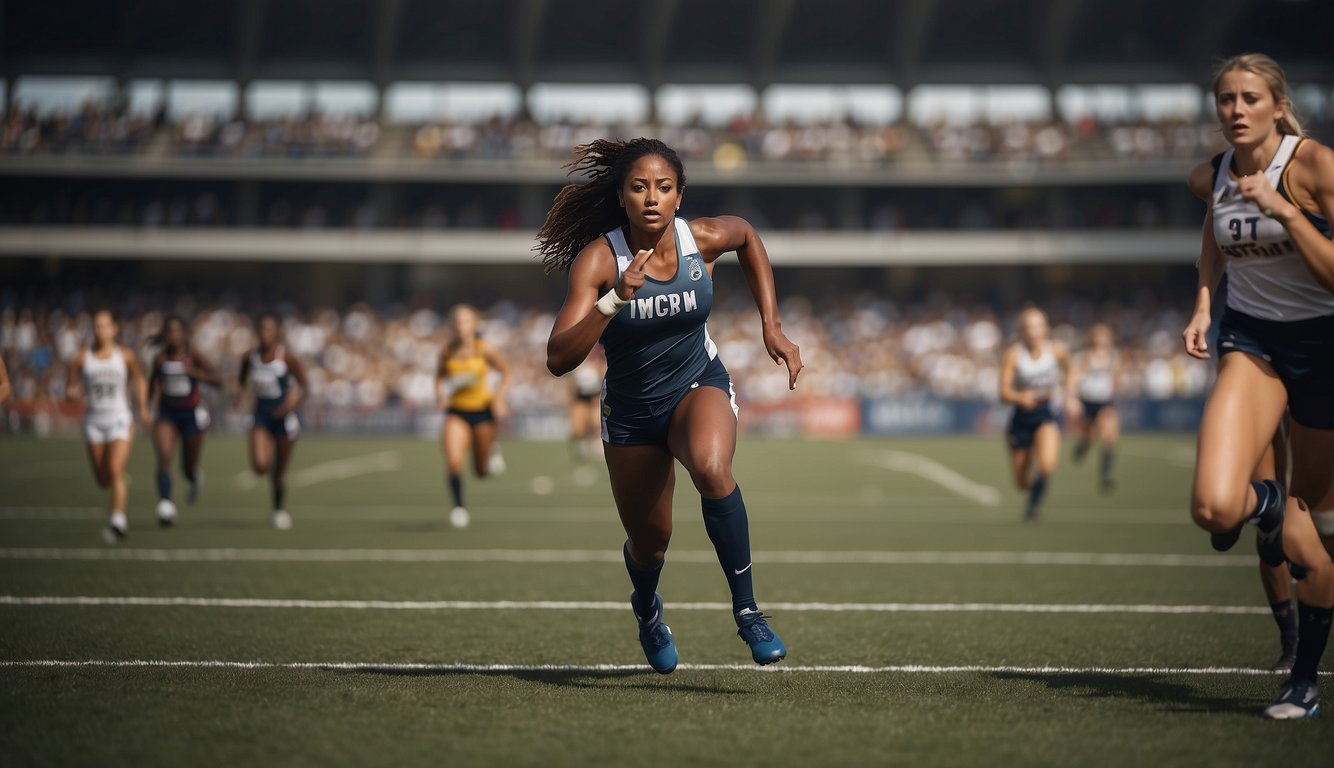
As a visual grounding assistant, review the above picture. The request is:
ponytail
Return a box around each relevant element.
[534,138,686,273]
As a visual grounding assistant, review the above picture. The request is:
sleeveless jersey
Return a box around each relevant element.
[1011,342,1060,403]
[1076,349,1116,403]
[1212,134,1334,321]
[247,346,292,408]
[155,354,201,410]
[444,342,494,411]
[599,217,715,405]
[82,347,131,418]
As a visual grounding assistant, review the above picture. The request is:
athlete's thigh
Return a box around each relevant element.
[471,420,497,474]
[85,441,108,480]
[1289,423,1334,514]
[1097,407,1119,444]
[442,415,471,464]
[153,420,177,465]
[1194,353,1288,497]
[272,436,296,474]
[666,387,737,480]
[249,427,273,469]
[105,439,132,474]
[1009,446,1032,487]
[1033,422,1060,473]
[604,442,675,532]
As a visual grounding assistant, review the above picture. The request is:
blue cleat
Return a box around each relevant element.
[1264,678,1321,720]
[736,610,786,665]
[630,592,678,674]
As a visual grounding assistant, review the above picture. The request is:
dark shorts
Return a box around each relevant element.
[1081,400,1113,422]
[157,405,210,438]
[602,356,737,447]
[254,406,300,440]
[1007,404,1059,451]
[1217,308,1334,429]
[447,407,495,428]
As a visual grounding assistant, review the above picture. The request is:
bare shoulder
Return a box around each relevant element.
[689,215,749,255]
[1290,138,1334,193]
[569,236,617,288]
[1187,160,1217,201]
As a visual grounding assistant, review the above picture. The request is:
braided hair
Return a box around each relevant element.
[535,138,686,272]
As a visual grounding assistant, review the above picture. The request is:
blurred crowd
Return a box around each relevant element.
[1,290,1211,432]
[3,101,1288,167]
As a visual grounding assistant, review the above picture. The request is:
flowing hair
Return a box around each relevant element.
[1213,53,1303,137]
[534,138,686,273]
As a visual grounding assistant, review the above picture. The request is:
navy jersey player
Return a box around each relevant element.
[540,138,803,673]
[998,307,1072,522]
[1182,53,1334,719]
[147,315,222,526]
[1070,323,1119,492]
[236,313,307,530]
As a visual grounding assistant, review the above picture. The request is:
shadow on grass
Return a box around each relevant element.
[339,665,748,695]
[990,672,1265,715]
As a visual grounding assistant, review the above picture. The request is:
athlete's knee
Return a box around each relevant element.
[628,527,671,567]
[688,457,735,499]
[1190,493,1243,533]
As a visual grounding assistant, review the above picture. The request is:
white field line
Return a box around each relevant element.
[0,595,1269,616]
[0,659,1317,677]
[1120,445,1196,468]
[0,548,1255,567]
[230,450,403,491]
[864,451,1003,507]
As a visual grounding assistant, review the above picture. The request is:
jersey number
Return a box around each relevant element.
[1228,217,1260,242]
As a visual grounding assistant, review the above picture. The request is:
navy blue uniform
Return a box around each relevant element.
[154,355,210,437]
[599,218,735,446]
[1006,342,1062,450]
[246,346,300,440]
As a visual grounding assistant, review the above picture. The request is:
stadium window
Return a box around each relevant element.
[656,85,757,126]
[907,85,1050,126]
[313,82,377,117]
[527,83,649,124]
[13,76,115,114]
[1133,84,1202,121]
[166,80,238,121]
[246,81,310,120]
[127,80,165,117]
[384,82,522,123]
[1056,85,1132,123]
[762,85,903,125]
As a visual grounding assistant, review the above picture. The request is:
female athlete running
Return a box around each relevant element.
[1182,53,1334,719]
[1071,323,1119,492]
[998,307,1073,522]
[540,138,802,672]
[66,310,150,542]
[147,315,221,526]
[236,313,307,530]
[436,304,511,529]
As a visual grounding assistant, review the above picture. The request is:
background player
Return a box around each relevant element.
[1181,53,1334,719]
[0,356,10,404]
[236,313,307,530]
[436,304,511,529]
[998,306,1073,522]
[540,138,803,672]
[1071,322,1119,492]
[66,310,149,543]
[567,353,605,466]
[147,315,222,526]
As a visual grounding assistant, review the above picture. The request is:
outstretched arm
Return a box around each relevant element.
[481,343,513,419]
[547,239,652,377]
[693,216,803,390]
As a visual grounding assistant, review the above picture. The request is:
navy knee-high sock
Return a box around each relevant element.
[448,474,463,508]
[1292,602,1333,683]
[156,470,172,501]
[623,541,664,622]
[702,484,758,617]
[1272,600,1297,642]
[1027,475,1049,513]
[272,472,285,511]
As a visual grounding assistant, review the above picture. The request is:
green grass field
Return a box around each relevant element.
[0,433,1328,766]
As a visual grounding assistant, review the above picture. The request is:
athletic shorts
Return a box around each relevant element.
[157,405,210,438]
[1217,308,1334,429]
[602,356,737,447]
[1007,404,1059,451]
[84,411,133,444]
[1080,400,1112,422]
[447,407,495,428]
[254,407,300,440]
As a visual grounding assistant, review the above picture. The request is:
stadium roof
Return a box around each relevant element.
[5,0,1332,89]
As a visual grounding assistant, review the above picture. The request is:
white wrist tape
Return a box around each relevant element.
[595,289,630,318]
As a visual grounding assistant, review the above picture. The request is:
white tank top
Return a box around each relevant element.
[1076,349,1116,403]
[1212,134,1334,321]
[1012,342,1060,402]
[81,347,131,418]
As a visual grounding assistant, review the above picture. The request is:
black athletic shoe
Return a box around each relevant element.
[1254,480,1286,567]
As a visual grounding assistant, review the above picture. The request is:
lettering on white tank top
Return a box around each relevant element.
[1012,342,1060,403]
[1212,134,1334,321]
[82,347,131,417]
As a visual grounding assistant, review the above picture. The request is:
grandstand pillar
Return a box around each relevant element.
[236,181,261,227]
[835,188,865,230]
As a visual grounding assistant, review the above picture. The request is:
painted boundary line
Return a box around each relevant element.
[0,547,1256,567]
[863,451,1003,507]
[0,595,1269,615]
[0,659,1315,676]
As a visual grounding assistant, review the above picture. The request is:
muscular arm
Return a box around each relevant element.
[66,352,85,402]
[1275,143,1334,293]
[124,349,150,421]
[546,240,619,377]
[146,353,162,409]
[998,347,1027,407]
[692,215,803,389]
[233,354,251,410]
[481,343,512,401]
[275,357,308,417]
[189,352,224,388]
[1184,162,1225,358]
